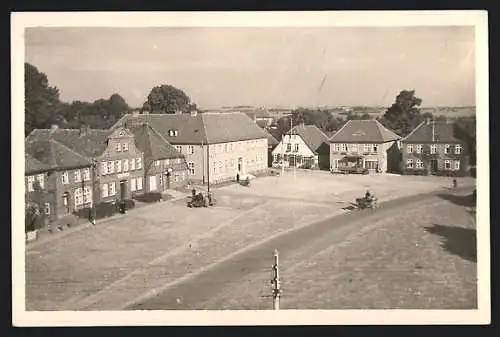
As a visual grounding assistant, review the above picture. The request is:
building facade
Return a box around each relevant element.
[329,120,401,173]
[25,139,94,224]
[27,125,145,205]
[113,111,270,184]
[130,123,189,193]
[401,120,470,176]
[272,124,330,170]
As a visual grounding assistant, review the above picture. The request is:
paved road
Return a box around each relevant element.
[128,187,474,310]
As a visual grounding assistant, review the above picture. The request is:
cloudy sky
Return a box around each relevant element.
[25,26,475,108]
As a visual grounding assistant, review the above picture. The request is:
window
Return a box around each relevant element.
[406,159,414,168]
[286,144,291,152]
[155,160,160,167]
[101,183,109,197]
[224,144,228,152]
[115,160,122,173]
[181,172,186,180]
[444,160,451,170]
[164,159,170,166]
[333,144,341,152]
[188,162,195,175]
[74,170,82,183]
[137,178,143,190]
[373,144,378,152]
[430,144,437,154]
[35,174,44,189]
[407,144,414,153]
[416,144,423,154]
[101,162,108,175]
[149,176,157,191]
[365,160,379,170]
[364,144,371,152]
[130,158,136,170]
[159,174,163,185]
[27,176,35,192]
[130,178,137,191]
[175,146,182,153]
[455,144,463,154]
[213,161,216,173]
[44,202,50,215]
[107,161,114,174]
[83,186,91,204]
[350,144,358,152]
[136,157,142,169]
[176,158,182,164]
[123,159,129,171]
[82,168,91,181]
[115,143,121,152]
[341,144,347,152]
[332,159,340,169]
[61,171,69,184]
[415,159,424,169]
[109,182,116,196]
[444,144,451,154]
[454,160,461,170]
[294,144,299,152]
[122,142,129,151]
[74,188,84,207]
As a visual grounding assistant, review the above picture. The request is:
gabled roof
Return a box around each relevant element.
[25,139,92,172]
[27,128,112,158]
[129,123,184,161]
[402,121,464,143]
[25,153,51,174]
[290,124,330,153]
[112,112,269,145]
[263,129,279,147]
[329,120,400,143]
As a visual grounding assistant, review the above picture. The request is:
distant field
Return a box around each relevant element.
[200,106,476,119]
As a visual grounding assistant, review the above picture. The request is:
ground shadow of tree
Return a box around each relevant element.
[436,193,475,208]
[424,224,476,263]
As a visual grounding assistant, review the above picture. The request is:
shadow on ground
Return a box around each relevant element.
[437,192,475,208]
[424,224,477,263]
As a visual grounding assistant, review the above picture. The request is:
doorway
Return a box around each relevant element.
[166,172,171,190]
[120,180,127,200]
[430,160,438,174]
[238,157,243,173]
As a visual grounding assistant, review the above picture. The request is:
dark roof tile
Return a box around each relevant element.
[291,124,330,153]
[329,120,400,143]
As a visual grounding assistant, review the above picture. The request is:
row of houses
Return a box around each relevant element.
[269,119,472,176]
[25,110,472,227]
[25,111,270,225]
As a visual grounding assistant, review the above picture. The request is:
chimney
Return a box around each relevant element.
[79,124,90,137]
[190,109,198,117]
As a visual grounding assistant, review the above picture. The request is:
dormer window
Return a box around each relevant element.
[168,129,179,137]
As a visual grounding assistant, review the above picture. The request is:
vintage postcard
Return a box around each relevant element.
[11,11,489,326]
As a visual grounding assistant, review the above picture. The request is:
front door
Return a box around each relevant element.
[430,159,438,174]
[149,175,157,191]
[120,180,126,200]
[238,157,243,172]
[166,173,171,190]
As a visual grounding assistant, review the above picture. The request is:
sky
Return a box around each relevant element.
[25,26,476,108]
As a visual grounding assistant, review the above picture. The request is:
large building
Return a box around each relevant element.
[25,138,94,225]
[272,124,330,170]
[27,125,145,203]
[129,123,189,192]
[112,111,270,184]
[329,120,401,173]
[400,119,470,176]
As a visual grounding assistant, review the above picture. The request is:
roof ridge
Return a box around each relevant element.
[329,119,352,141]
[373,120,385,142]
[200,114,210,144]
[401,120,425,142]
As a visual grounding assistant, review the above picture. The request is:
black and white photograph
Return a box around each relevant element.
[11,11,489,326]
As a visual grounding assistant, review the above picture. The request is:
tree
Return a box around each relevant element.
[143,85,193,114]
[378,90,424,137]
[25,63,62,135]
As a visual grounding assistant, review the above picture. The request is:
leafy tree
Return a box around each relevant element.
[378,90,424,137]
[143,84,193,114]
[25,63,62,135]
